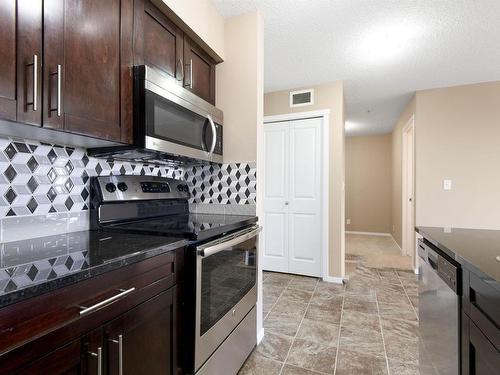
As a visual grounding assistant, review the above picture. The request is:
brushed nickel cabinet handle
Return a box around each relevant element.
[184,59,193,89]
[57,64,62,116]
[110,334,124,375]
[178,58,184,81]
[88,347,103,375]
[33,54,38,111]
[189,58,193,89]
[79,287,135,316]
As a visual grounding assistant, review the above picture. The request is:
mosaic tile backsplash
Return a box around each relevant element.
[0,136,256,220]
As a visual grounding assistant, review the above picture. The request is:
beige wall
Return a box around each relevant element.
[391,97,416,246]
[159,0,225,59]
[264,82,346,278]
[415,81,500,229]
[216,11,264,163]
[346,135,392,233]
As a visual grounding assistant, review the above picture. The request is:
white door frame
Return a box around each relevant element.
[259,109,330,281]
[402,115,415,263]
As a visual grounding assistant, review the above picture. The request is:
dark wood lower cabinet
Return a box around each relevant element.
[105,288,176,375]
[16,339,85,375]
[461,269,500,375]
[463,316,500,375]
[15,288,176,375]
[0,250,182,375]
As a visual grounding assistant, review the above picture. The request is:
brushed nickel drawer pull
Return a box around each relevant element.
[79,287,135,316]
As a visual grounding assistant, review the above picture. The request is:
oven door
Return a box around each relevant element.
[194,226,260,372]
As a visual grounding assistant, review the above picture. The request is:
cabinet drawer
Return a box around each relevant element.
[0,250,179,373]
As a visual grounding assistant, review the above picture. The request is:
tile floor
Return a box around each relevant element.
[239,259,419,375]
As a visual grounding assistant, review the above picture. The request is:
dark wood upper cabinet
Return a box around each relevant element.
[0,0,17,122]
[134,0,217,105]
[135,0,184,82]
[16,0,43,126]
[105,288,176,375]
[0,0,218,141]
[183,36,216,104]
[43,0,133,143]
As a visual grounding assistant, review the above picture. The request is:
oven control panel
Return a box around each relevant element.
[140,181,171,193]
[94,175,190,202]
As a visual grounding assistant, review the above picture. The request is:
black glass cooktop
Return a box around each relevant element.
[103,213,258,241]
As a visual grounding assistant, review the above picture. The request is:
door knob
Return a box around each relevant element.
[284,202,289,205]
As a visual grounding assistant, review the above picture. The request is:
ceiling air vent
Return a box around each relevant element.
[290,89,314,108]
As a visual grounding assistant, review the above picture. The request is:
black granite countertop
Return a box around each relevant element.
[416,226,500,291]
[0,230,188,308]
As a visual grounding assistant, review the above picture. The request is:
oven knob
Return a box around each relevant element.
[117,182,128,192]
[105,183,116,193]
[183,185,189,192]
[177,184,183,192]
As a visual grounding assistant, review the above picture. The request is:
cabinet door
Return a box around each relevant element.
[135,0,184,82]
[16,0,43,126]
[0,0,17,121]
[105,288,177,375]
[468,321,500,375]
[183,36,216,104]
[43,0,133,142]
[15,329,103,375]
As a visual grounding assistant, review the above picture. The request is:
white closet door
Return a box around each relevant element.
[262,122,290,273]
[288,118,322,277]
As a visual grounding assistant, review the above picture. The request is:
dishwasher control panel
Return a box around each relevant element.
[437,255,461,294]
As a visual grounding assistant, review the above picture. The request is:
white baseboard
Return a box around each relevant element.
[257,328,265,344]
[322,276,345,284]
[345,231,391,237]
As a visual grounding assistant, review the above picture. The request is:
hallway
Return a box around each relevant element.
[346,233,413,272]
[240,262,419,375]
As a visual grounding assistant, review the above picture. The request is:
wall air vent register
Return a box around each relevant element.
[289,89,314,108]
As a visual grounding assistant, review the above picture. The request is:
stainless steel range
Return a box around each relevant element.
[90,175,260,375]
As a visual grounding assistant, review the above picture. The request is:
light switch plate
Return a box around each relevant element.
[346,219,351,225]
[443,179,452,190]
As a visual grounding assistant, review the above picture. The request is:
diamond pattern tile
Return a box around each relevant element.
[4,188,17,204]
[27,176,39,193]
[184,162,256,204]
[4,165,17,182]
[4,144,17,160]
[27,156,39,172]
[46,187,57,203]
[27,197,38,213]
[0,135,256,218]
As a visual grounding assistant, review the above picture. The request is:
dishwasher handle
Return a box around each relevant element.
[428,256,438,270]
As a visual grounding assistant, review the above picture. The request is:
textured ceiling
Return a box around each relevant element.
[212,0,500,135]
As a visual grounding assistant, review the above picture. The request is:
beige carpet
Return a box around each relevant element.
[346,233,413,271]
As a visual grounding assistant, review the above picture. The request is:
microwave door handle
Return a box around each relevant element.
[207,115,217,155]
[198,227,261,258]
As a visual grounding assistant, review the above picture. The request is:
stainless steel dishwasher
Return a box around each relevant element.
[418,239,461,375]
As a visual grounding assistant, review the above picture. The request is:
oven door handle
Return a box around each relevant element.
[198,226,261,258]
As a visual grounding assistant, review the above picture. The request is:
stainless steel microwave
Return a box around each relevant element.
[88,65,223,165]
